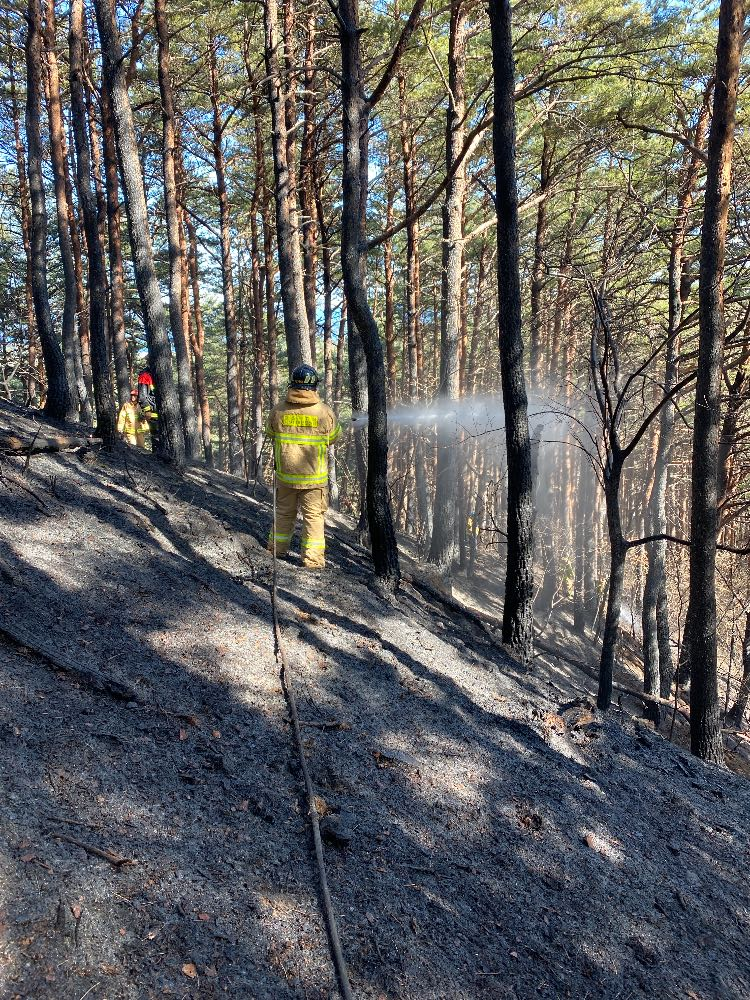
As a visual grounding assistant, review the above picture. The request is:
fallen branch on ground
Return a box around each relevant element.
[0,613,199,725]
[49,831,132,867]
[0,616,139,702]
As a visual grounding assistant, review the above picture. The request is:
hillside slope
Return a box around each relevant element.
[0,402,749,1000]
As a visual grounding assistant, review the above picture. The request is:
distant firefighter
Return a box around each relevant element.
[137,368,159,450]
[265,365,342,570]
[117,388,150,447]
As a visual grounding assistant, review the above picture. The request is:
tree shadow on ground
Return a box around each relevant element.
[0,443,749,999]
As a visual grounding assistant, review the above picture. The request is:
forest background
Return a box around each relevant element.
[0,0,748,760]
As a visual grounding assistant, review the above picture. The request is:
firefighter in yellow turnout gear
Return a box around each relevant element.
[117,388,151,447]
[266,365,342,569]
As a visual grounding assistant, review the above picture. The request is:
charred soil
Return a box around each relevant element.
[0,402,749,999]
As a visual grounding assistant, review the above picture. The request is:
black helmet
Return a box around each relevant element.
[290,364,320,389]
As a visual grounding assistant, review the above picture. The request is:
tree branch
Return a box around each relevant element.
[367,0,428,109]
[366,112,492,250]
[625,533,750,556]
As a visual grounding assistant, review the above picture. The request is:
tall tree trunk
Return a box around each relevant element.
[573,448,597,632]
[397,71,432,548]
[261,193,279,409]
[26,0,75,421]
[249,101,266,481]
[101,84,131,405]
[529,130,553,386]
[643,89,711,709]
[429,0,467,571]
[207,35,243,475]
[728,612,750,728]
[263,0,311,371]
[185,216,213,465]
[43,0,88,419]
[66,133,93,411]
[337,0,400,590]
[69,0,116,446]
[8,24,39,405]
[598,458,626,709]
[686,0,744,764]
[300,9,318,362]
[488,0,534,662]
[155,0,199,459]
[383,142,397,404]
[94,0,185,464]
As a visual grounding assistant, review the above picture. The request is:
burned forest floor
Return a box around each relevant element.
[0,400,749,1000]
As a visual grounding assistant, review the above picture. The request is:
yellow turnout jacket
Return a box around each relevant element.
[266,388,341,488]
[117,401,150,441]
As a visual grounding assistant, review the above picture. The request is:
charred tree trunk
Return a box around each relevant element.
[94,0,185,464]
[69,0,116,446]
[101,84,130,405]
[489,0,534,662]
[337,0,400,590]
[686,0,744,764]
[599,456,626,710]
[155,0,199,459]
[429,0,466,571]
[25,0,74,422]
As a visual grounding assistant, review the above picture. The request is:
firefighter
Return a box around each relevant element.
[117,388,150,447]
[137,368,159,451]
[265,364,342,569]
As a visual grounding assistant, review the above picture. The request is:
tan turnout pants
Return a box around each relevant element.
[269,483,328,568]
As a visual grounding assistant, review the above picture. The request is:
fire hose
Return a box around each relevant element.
[270,472,355,1000]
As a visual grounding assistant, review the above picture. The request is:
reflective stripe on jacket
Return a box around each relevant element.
[266,388,341,488]
[117,402,150,437]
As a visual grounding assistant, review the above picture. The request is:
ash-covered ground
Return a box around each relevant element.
[1,402,748,1000]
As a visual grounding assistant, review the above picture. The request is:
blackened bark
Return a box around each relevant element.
[101,84,130,406]
[429,0,467,572]
[488,0,534,662]
[337,0,400,590]
[25,0,75,422]
[599,461,626,710]
[348,314,369,538]
[155,0,199,459]
[687,0,744,764]
[94,0,185,465]
[69,0,116,447]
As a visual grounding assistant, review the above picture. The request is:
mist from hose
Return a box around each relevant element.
[351,392,572,442]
